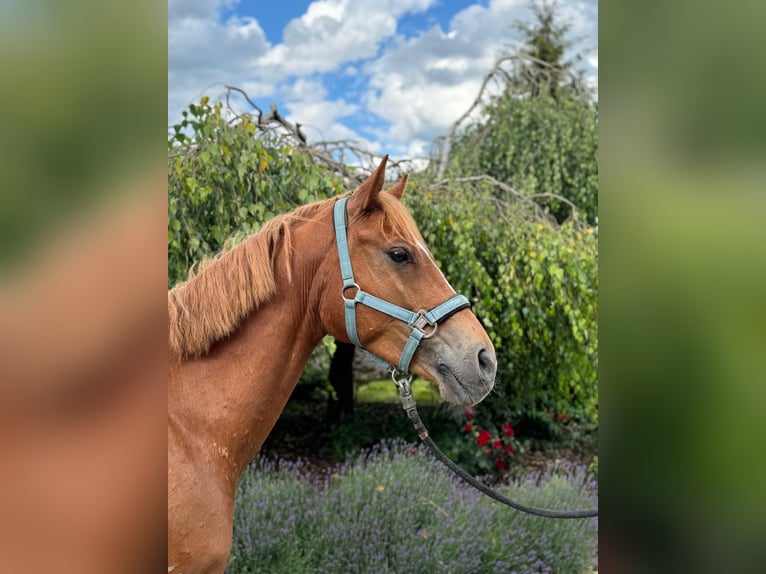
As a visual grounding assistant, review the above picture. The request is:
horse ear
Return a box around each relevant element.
[387,173,408,200]
[349,155,388,213]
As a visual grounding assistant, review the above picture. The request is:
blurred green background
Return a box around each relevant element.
[0,0,165,273]
[601,0,766,571]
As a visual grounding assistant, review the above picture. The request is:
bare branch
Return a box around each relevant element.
[434,174,579,224]
[225,85,263,123]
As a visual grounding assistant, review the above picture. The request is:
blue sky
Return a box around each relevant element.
[168,0,597,159]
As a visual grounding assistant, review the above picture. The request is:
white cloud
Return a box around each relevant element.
[360,0,598,151]
[363,1,524,148]
[168,0,598,156]
[255,0,436,78]
[278,76,363,144]
[557,0,592,36]
[168,15,268,74]
[168,0,270,122]
[490,0,524,9]
[282,78,328,101]
[286,99,357,132]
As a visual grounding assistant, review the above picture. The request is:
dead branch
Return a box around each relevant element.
[434,174,579,224]
[224,85,263,124]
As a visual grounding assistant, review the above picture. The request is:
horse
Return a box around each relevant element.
[167,156,497,574]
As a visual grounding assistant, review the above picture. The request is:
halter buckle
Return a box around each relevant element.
[412,310,438,339]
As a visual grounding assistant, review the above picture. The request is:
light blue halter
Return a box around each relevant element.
[333,197,470,375]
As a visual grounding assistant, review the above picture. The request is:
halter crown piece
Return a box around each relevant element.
[333,197,470,377]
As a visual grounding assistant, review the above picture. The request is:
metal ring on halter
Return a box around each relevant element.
[390,368,413,392]
[411,310,438,339]
[341,283,361,301]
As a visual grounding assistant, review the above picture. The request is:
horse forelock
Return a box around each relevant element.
[353,191,426,252]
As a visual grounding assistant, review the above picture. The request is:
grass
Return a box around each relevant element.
[227,440,598,574]
[356,378,440,404]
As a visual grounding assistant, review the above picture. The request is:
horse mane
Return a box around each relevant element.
[168,191,425,360]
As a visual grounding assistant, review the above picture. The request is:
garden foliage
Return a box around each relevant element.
[407,178,598,427]
[226,441,597,574]
[168,98,342,287]
[448,86,598,225]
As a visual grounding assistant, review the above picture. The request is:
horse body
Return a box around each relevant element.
[168,206,330,573]
[168,157,497,573]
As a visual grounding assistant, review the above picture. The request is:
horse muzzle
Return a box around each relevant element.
[425,339,496,406]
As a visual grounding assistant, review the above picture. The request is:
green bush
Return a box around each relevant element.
[407,180,598,428]
[168,98,342,287]
[227,440,597,574]
[423,76,599,436]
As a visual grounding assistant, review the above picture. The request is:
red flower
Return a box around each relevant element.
[502,423,515,437]
[463,406,475,420]
[492,439,502,449]
[476,429,492,447]
[464,423,473,432]
[495,458,507,471]
[503,443,515,454]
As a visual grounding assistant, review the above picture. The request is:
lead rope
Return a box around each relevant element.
[393,373,598,519]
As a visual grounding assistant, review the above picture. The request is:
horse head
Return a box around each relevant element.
[318,157,496,406]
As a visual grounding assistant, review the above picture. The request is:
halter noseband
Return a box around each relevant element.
[333,197,470,375]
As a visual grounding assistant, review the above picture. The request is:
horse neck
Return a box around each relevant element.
[170,205,334,480]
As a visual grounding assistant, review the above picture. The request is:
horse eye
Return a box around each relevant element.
[387,247,411,264]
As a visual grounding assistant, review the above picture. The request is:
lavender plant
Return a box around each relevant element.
[226,440,597,574]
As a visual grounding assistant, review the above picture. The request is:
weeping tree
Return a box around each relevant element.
[404,177,597,439]
[437,0,597,225]
[413,0,598,434]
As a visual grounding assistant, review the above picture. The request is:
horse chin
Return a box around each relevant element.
[434,363,493,407]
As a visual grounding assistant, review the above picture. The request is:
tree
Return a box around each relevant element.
[449,88,598,224]
[167,97,345,287]
[434,1,597,225]
[419,1,598,431]
[515,0,584,97]
[168,74,598,434]
[406,177,598,430]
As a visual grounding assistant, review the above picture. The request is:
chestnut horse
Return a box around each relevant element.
[167,157,497,574]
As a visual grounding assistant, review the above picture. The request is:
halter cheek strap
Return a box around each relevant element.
[333,197,470,374]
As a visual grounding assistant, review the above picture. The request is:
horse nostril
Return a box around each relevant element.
[477,348,496,377]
